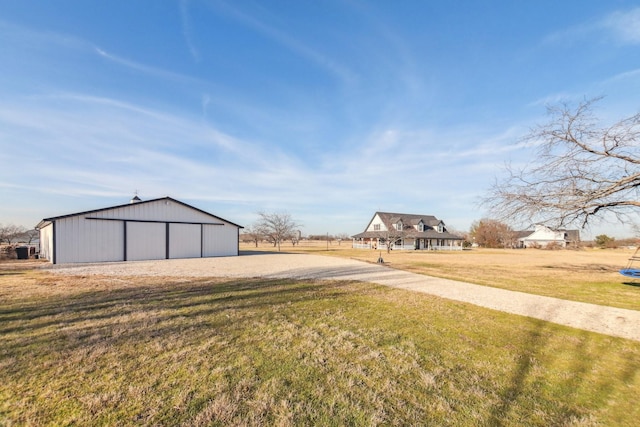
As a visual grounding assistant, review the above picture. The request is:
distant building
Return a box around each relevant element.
[352,211,463,250]
[516,224,580,248]
[36,196,242,264]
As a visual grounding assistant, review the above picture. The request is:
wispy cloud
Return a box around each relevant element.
[0,20,207,99]
[206,1,358,85]
[543,7,640,47]
[604,67,640,83]
[601,8,640,44]
[93,47,206,85]
[527,92,579,108]
[2,83,516,231]
[179,0,201,62]
[0,92,311,204]
[0,19,90,51]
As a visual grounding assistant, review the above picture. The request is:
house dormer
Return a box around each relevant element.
[366,213,387,232]
[417,220,425,232]
[395,220,404,231]
[436,222,444,233]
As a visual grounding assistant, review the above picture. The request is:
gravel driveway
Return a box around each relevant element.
[50,251,640,342]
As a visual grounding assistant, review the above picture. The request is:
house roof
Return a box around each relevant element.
[352,211,462,240]
[516,226,581,242]
[36,197,243,229]
[514,230,533,239]
[379,212,440,227]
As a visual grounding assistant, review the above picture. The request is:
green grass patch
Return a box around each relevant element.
[399,258,640,311]
[1,272,639,425]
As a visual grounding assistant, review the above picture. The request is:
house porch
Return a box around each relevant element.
[352,237,463,251]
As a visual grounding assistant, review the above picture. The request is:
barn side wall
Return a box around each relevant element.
[44,198,240,263]
[55,216,125,264]
[38,223,54,262]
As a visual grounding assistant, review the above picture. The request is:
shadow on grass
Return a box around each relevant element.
[239,248,333,255]
[0,277,348,353]
[238,250,294,256]
[622,281,640,287]
[487,320,592,424]
[487,313,640,425]
[2,273,639,425]
[0,271,26,276]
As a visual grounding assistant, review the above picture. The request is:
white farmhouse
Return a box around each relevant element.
[36,196,242,264]
[352,211,463,250]
[516,224,580,248]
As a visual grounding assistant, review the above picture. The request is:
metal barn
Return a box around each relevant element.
[36,197,242,264]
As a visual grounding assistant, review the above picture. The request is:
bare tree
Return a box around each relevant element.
[255,212,301,252]
[24,229,39,244]
[290,230,301,246]
[243,225,262,248]
[335,232,350,245]
[0,224,27,244]
[485,97,640,229]
[381,223,407,253]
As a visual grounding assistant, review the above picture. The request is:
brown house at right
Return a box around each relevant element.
[516,224,580,248]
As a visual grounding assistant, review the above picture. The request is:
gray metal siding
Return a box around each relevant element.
[38,223,54,262]
[203,223,238,257]
[126,222,165,261]
[92,199,220,223]
[169,223,201,259]
[56,217,124,264]
[41,198,241,263]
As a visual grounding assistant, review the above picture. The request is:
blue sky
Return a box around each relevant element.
[1,1,640,238]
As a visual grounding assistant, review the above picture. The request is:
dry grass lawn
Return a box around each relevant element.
[2,247,640,425]
[247,242,640,310]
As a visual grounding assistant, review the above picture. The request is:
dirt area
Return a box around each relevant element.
[38,251,640,342]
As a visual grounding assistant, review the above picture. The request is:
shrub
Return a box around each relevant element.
[0,245,17,260]
[544,241,563,250]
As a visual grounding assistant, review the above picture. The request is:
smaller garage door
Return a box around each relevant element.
[127,222,166,261]
[170,223,201,259]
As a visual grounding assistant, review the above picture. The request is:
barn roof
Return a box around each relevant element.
[36,197,243,229]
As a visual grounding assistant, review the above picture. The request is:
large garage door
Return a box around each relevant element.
[203,223,237,257]
[169,223,201,259]
[127,222,166,261]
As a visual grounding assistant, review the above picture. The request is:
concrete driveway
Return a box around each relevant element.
[50,251,640,342]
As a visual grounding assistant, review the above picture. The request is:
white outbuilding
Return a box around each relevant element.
[36,196,242,264]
